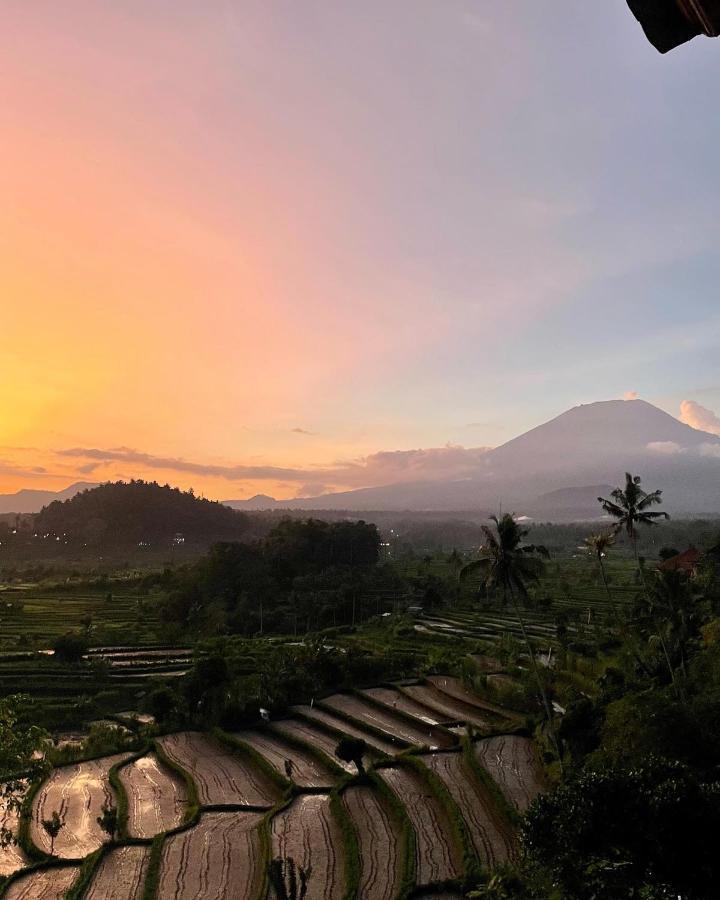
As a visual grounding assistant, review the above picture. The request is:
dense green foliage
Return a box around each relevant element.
[33,480,254,551]
[160,517,381,636]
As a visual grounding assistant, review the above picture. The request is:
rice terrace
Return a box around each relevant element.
[3,1,720,898]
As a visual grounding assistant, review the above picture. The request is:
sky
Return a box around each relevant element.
[2,1,720,500]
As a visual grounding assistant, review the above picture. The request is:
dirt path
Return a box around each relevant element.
[31,754,129,858]
[157,733,279,807]
[290,706,401,755]
[4,866,79,899]
[233,729,335,788]
[361,687,445,725]
[321,694,454,749]
[424,752,515,868]
[271,794,345,900]
[120,753,188,838]
[342,786,401,900]
[474,735,545,812]
[426,676,520,722]
[0,788,28,876]
[158,811,263,900]
[84,846,149,900]
[378,767,462,886]
[271,719,358,773]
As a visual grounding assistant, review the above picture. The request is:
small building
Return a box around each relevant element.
[657,547,701,574]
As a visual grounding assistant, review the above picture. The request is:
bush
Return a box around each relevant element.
[52,632,89,663]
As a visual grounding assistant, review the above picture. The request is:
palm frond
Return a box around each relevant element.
[459,558,493,582]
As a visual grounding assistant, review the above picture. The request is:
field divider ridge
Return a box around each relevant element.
[291,708,391,762]
[151,739,201,825]
[313,698,409,751]
[328,773,363,900]
[109,743,152,840]
[0,859,80,898]
[213,728,292,795]
[266,721,347,779]
[256,792,295,900]
[348,688,459,748]
[383,750,481,890]
[461,736,525,830]
[365,769,416,899]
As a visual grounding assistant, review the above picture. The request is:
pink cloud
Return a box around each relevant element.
[679,400,720,436]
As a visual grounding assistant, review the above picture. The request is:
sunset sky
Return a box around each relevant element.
[3,1,720,500]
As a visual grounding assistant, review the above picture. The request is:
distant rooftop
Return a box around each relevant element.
[627,0,720,52]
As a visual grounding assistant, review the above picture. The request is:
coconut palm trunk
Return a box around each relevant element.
[598,475,676,693]
[506,581,561,764]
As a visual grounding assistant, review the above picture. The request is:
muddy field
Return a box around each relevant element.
[233,729,336,788]
[31,754,129,858]
[426,676,521,721]
[424,751,515,868]
[403,683,507,729]
[271,793,345,900]
[120,753,188,838]
[474,735,545,811]
[158,811,263,900]
[270,719,358,773]
[4,865,79,900]
[0,790,28,876]
[361,687,446,725]
[321,694,455,749]
[342,785,401,900]
[157,733,279,807]
[291,705,402,755]
[84,846,149,900]
[379,766,462,886]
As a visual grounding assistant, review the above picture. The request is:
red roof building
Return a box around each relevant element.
[657,547,702,573]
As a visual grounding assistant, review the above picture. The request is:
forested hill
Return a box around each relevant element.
[34,480,255,550]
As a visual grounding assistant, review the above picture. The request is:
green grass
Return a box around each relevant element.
[140,834,165,900]
[329,780,362,900]
[65,847,106,900]
[400,753,481,886]
[152,741,200,823]
[367,770,416,900]
[213,729,292,794]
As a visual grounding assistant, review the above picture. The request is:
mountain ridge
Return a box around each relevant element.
[225,400,720,516]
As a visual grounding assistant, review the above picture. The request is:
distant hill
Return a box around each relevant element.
[34,480,254,550]
[225,400,720,517]
[0,482,98,515]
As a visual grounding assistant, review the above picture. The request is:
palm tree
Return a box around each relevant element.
[597,473,669,584]
[583,530,617,607]
[598,474,676,689]
[460,514,560,762]
[645,569,698,680]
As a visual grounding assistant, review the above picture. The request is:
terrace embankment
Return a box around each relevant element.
[156,732,279,807]
[271,793,345,900]
[473,735,545,812]
[119,752,188,837]
[424,751,515,867]
[341,785,402,900]
[158,811,263,900]
[31,754,129,858]
[379,766,462,886]
[84,845,149,900]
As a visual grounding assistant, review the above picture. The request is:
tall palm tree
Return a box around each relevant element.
[645,568,697,680]
[460,515,560,762]
[597,473,669,582]
[598,474,676,689]
[583,530,617,606]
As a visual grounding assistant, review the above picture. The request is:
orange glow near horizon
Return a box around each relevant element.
[3,3,717,501]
